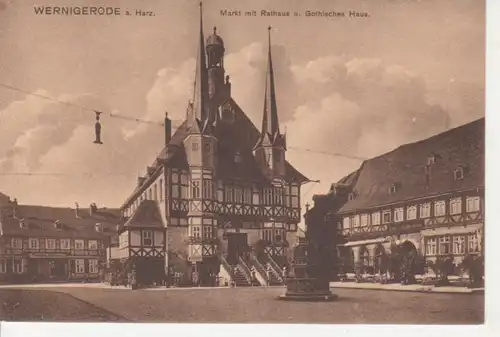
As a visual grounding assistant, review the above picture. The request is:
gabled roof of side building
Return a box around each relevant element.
[0,203,120,240]
[337,117,484,214]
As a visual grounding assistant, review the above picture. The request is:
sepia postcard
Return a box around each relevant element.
[0,0,495,335]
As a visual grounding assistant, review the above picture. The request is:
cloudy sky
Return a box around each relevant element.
[0,0,484,210]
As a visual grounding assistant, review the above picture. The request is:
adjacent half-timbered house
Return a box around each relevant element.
[119,4,309,286]
[307,118,484,277]
[112,200,166,286]
[0,198,119,283]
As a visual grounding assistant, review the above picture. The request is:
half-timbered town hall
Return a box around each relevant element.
[113,4,308,287]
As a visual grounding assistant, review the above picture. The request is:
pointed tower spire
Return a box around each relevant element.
[191,1,209,126]
[261,26,280,138]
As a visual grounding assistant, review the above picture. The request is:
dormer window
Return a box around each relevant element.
[19,219,28,229]
[54,220,63,230]
[348,193,355,201]
[454,167,464,180]
[427,156,436,165]
[95,223,103,232]
[389,184,397,195]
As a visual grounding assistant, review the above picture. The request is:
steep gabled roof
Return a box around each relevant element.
[0,204,120,239]
[146,98,308,184]
[121,200,164,230]
[337,118,484,213]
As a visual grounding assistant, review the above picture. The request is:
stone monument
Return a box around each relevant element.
[278,202,338,301]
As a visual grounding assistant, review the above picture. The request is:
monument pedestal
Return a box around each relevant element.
[278,278,337,301]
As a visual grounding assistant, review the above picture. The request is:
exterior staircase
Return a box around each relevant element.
[255,253,286,285]
[220,255,252,287]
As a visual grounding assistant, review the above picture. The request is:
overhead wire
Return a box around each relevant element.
[0,83,368,178]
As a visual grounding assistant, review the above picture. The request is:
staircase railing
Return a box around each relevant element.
[250,254,269,284]
[238,257,252,283]
[267,255,284,282]
[220,255,236,281]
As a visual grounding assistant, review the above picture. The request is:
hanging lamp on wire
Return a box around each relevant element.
[94,110,103,144]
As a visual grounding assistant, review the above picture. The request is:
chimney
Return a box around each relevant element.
[90,203,98,216]
[75,202,81,218]
[137,176,146,187]
[164,112,172,146]
[12,198,18,218]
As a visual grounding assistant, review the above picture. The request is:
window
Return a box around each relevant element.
[352,215,360,228]
[454,168,464,180]
[252,186,260,205]
[394,208,404,222]
[0,259,6,273]
[389,184,397,194]
[29,238,39,250]
[94,223,103,232]
[466,196,480,213]
[263,228,273,242]
[75,259,85,273]
[89,260,99,274]
[60,239,70,250]
[243,188,252,204]
[348,193,355,201]
[263,188,273,205]
[342,217,350,230]
[420,203,431,218]
[428,155,436,165]
[273,187,283,205]
[88,240,98,250]
[425,237,437,256]
[202,180,213,199]
[234,186,243,204]
[382,210,391,224]
[360,214,369,227]
[450,198,462,215]
[371,212,381,226]
[438,236,451,255]
[434,201,446,216]
[191,181,200,199]
[190,226,201,239]
[13,259,23,274]
[46,239,56,250]
[468,233,479,253]
[192,142,199,151]
[203,226,213,240]
[291,185,299,208]
[75,240,84,250]
[142,230,153,246]
[453,236,465,255]
[11,238,22,249]
[407,206,417,220]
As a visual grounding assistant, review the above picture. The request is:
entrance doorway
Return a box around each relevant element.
[226,233,248,265]
[50,260,67,280]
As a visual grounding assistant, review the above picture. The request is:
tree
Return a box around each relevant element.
[459,254,484,288]
[427,255,454,286]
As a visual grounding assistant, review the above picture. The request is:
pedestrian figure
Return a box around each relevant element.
[266,265,272,286]
[282,266,287,283]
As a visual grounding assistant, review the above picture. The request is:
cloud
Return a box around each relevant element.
[286,57,452,209]
[0,46,462,210]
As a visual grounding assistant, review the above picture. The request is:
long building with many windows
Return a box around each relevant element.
[308,118,484,276]
[0,196,120,283]
[113,5,308,287]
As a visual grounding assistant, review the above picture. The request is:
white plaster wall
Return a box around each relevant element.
[130,230,141,246]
